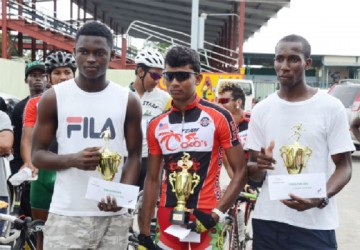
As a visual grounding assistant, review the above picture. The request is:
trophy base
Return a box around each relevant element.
[170,210,190,225]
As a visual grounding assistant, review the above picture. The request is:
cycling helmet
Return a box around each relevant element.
[135,49,164,69]
[45,51,77,74]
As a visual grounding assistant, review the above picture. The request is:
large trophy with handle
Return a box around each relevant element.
[169,152,200,225]
[280,123,312,174]
[98,127,122,181]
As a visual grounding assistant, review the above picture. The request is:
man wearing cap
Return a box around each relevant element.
[10,61,47,217]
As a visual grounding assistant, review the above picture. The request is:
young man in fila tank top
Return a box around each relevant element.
[137,46,248,249]
[31,21,142,249]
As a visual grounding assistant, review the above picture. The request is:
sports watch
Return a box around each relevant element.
[211,208,226,223]
[317,197,329,209]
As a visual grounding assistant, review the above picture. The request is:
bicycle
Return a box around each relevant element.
[222,191,258,250]
[0,213,44,250]
[127,190,158,250]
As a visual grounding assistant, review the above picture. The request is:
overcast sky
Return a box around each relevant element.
[243,0,360,56]
[37,0,360,56]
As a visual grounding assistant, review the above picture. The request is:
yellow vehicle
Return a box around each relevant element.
[158,72,245,102]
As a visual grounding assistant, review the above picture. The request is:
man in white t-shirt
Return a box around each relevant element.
[129,49,171,190]
[31,21,142,249]
[245,34,354,249]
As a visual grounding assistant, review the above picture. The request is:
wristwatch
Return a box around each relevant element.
[317,197,330,209]
[211,208,226,223]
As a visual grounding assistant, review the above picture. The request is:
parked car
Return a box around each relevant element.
[328,79,360,150]
[0,92,20,117]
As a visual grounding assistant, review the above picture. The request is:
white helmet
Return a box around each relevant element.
[135,49,164,69]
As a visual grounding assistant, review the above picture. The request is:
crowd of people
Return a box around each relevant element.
[0,20,356,250]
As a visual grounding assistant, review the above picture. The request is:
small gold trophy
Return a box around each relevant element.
[169,152,200,225]
[98,127,122,181]
[280,123,312,174]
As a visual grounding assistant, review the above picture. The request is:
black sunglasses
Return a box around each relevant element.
[148,71,163,81]
[163,71,198,82]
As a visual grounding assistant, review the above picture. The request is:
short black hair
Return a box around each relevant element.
[76,21,113,49]
[217,81,245,108]
[277,34,311,59]
[165,46,201,73]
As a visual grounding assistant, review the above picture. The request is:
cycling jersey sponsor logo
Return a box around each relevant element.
[143,100,159,109]
[182,128,199,133]
[199,117,210,127]
[159,131,208,151]
[66,116,115,139]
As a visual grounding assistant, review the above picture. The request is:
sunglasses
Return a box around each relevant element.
[163,71,198,82]
[217,98,234,104]
[148,71,163,81]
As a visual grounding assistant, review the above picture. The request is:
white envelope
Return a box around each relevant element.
[85,177,139,209]
[268,173,326,200]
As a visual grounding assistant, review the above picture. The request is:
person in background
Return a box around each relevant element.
[21,51,76,250]
[216,81,250,178]
[129,49,171,190]
[10,61,46,218]
[246,34,354,249]
[31,21,142,249]
[0,111,14,233]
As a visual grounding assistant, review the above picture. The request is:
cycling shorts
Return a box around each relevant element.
[30,169,56,210]
[156,207,223,250]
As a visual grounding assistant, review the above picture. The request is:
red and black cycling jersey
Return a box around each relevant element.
[147,95,240,210]
[238,112,251,134]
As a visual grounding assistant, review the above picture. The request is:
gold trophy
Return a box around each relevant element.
[169,152,200,225]
[280,123,312,174]
[98,127,122,181]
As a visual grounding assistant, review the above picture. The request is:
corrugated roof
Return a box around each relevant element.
[75,0,290,47]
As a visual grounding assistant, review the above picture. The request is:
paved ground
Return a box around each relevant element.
[336,151,360,249]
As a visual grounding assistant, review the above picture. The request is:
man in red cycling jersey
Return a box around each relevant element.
[137,46,248,249]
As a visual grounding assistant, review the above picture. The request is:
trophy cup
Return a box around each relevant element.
[169,152,200,225]
[280,123,312,174]
[98,127,122,181]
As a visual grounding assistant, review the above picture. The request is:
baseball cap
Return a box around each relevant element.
[25,61,45,77]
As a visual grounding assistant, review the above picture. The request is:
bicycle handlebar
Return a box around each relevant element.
[0,213,24,244]
[0,230,21,244]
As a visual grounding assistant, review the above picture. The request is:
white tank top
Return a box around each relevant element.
[50,79,129,216]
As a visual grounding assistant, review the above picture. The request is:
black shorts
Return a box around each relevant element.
[252,218,337,250]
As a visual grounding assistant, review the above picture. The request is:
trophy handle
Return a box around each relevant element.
[280,146,289,166]
[169,172,176,192]
[303,147,313,166]
[190,173,200,194]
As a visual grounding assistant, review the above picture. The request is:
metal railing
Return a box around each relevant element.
[2,0,128,59]
[126,20,239,73]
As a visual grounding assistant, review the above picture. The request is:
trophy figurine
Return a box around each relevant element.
[280,123,312,174]
[98,127,122,181]
[169,152,200,225]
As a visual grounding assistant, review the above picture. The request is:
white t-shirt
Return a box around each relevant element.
[245,89,355,230]
[0,111,12,197]
[131,85,171,157]
[51,80,129,216]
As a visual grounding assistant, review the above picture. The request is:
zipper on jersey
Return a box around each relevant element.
[181,112,185,144]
